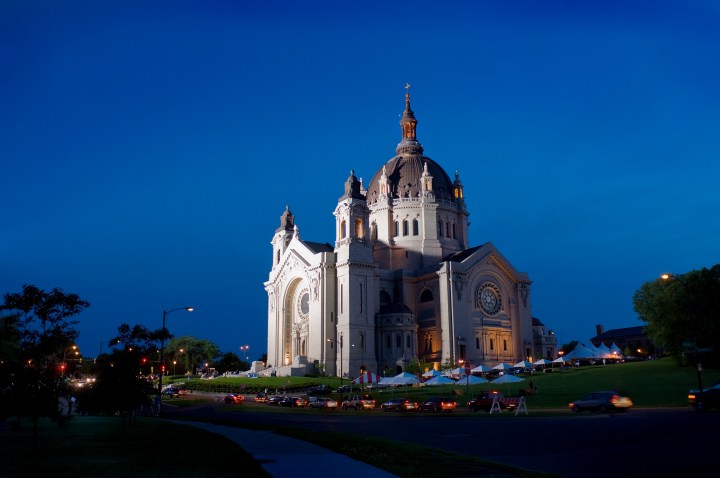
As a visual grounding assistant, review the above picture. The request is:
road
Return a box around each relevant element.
[166,402,720,477]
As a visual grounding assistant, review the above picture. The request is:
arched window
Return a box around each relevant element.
[475,337,480,349]
[490,339,494,351]
[406,333,411,348]
[380,290,392,306]
[420,290,433,303]
[438,220,443,237]
[402,220,409,236]
[396,334,401,348]
[340,220,347,239]
[446,222,450,238]
[386,334,391,349]
[355,218,363,238]
[452,223,457,239]
[503,339,508,351]
[412,219,419,236]
[370,222,377,240]
[394,221,400,237]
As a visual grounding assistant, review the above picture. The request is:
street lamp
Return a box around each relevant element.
[327,333,343,397]
[158,306,193,400]
[240,345,250,362]
[661,273,703,398]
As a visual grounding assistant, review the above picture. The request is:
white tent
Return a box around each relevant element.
[422,369,442,378]
[493,362,514,371]
[471,364,491,373]
[424,375,456,386]
[514,360,534,369]
[552,356,569,364]
[533,358,552,366]
[446,367,465,377]
[388,372,419,385]
[458,374,488,385]
[610,343,623,355]
[491,374,525,384]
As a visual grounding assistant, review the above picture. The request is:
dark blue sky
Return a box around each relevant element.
[2,1,719,360]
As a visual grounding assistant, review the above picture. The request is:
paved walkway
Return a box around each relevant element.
[170,420,398,477]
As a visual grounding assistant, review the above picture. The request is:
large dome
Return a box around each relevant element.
[365,91,456,205]
[365,155,455,205]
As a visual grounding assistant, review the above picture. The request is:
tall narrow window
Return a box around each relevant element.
[359,283,363,313]
[503,339,507,351]
[412,219,419,236]
[386,334,391,349]
[475,337,480,349]
[396,334,401,348]
[452,223,457,239]
[340,220,347,239]
[355,218,363,238]
[438,221,443,237]
[446,222,450,237]
[394,221,400,237]
[402,220,409,236]
[340,284,343,314]
[406,333,411,348]
[490,339,494,351]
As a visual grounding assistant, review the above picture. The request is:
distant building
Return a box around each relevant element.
[532,317,558,359]
[590,324,656,356]
[265,91,552,377]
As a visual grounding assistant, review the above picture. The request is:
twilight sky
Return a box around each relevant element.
[2,1,719,361]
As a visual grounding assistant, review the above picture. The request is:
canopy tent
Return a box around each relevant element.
[458,374,488,385]
[493,362,514,371]
[471,364,491,373]
[609,343,624,355]
[351,371,380,384]
[533,358,553,366]
[514,360,534,369]
[422,369,442,378]
[387,372,419,386]
[446,367,466,378]
[563,344,598,360]
[552,356,570,364]
[491,374,525,384]
[424,375,456,386]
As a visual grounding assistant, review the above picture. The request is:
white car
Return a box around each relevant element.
[309,397,338,409]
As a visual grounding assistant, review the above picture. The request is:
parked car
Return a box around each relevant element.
[342,394,376,410]
[309,397,338,409]
[308,385,334,396]
[224,393,245,404]
[337,385,361,394]
[467,391,512,412]
[279,396,308,408]
[381,397,419,412]
[688,381,720,411]
[420,396,456,413]
[161,387,180,398]
[568,391,633,412]
[254,393,268,403]
[267,395,284,405]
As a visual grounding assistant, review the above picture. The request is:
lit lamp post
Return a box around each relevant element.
[240,345,250,363]
[661,273,703,399]
[327,333,343,397]
[158,306,193,401]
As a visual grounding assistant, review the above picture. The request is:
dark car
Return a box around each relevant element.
[688,381,720,411]
[267,395,284,405]
[254,393,268,403]
[279,396,308,408]
[337,384,361,394]
[342,394,376,410]
[308,385,333,396]
[569,391,633,412]
[223,393,245,404]
[380,397,419,412]
[161,387,180,398]
[308,397,338,409]
[467,391,508,412]
[420,396,456,413]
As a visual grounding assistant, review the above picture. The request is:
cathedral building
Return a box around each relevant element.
[265,92,540,378]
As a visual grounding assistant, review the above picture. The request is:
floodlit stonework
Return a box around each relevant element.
[265,92,546,377]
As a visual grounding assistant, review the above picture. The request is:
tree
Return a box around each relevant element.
[634,264,720,366]
[0,285,89,443]
[214,352,245,373]
[165,336,220,374]
[404,358,432,377]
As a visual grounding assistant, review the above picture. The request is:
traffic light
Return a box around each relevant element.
[141,357,147,364]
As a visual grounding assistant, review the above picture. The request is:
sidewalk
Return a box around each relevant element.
[170,420,398,477]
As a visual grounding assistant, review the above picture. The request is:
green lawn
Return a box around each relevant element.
[0,416,269,478]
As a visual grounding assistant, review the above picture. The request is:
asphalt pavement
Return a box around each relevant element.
[168,420,398,478]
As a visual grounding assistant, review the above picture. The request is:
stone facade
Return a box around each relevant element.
[265,92,546,378]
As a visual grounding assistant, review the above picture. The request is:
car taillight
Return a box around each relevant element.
[611,395,619,403]
[688,393,696,400]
